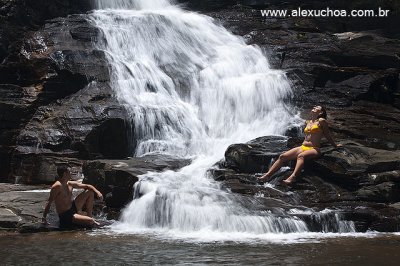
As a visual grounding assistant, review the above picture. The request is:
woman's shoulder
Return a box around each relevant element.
[318,118,328,125]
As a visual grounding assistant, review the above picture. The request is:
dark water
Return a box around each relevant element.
[1,231,400,265]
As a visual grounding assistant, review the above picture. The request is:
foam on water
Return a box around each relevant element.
[95,226,380,244]
[20,189,50,193]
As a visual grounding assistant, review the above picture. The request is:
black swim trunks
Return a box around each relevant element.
[58,201,77,228]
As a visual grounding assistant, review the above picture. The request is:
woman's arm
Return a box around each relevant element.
[319,118,341,148]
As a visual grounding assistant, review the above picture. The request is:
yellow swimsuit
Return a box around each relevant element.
[302,122,322,151]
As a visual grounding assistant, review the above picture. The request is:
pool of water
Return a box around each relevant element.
[2,231,400,265]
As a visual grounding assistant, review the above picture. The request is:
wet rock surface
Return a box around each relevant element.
[0,0,91,62]
[0,12,128,183]
[0,183,58,232]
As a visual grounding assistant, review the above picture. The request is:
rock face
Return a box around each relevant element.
[0,0,91,64]
[0,6,134,183]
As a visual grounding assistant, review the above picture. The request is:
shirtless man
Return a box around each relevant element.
[42,166,103,228]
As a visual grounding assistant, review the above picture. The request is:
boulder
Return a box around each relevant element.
[356,182,400,203]
[224,135,289,173]
[8,86,131,183]
[309,141,400,188]
[83,155,191,209]
[0,208,21,228]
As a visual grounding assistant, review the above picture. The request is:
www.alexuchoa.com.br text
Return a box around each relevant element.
[261,7,390,18]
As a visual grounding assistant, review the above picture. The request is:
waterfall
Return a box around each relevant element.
[89,0,355,238]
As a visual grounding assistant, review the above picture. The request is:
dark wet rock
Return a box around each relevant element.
[0,208,21,228]
[9,92,131,183]
[310,67,399,106]
[0,0,91,26]
[0,84,41,153]
[224,136,289,173]
[2,16,109,87]
[328,101,400,150]
[324,34,400,70]
[356,182,400,203]
[339,203,400,232]
[0,0,91,63]
[0,15,120,183]
[17,222,59,233]
[11,154,83,184]
[83,155,191,209]
[308,141,400,188]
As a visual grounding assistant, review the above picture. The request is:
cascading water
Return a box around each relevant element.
[89,0,355,239]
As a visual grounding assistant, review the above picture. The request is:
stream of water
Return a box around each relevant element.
[88,0,355,241]
[2,231,400,265]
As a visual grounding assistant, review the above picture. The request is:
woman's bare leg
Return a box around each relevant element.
[258,147,303,181]
[283,149,320,184]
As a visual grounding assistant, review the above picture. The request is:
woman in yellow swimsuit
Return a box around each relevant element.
[258,105,342,185]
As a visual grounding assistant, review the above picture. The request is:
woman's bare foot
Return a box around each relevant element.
[92,219,101,227]
[257,173,271,182]
[282,175,296,185]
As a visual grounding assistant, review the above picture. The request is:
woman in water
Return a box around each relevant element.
[258,105,341,185]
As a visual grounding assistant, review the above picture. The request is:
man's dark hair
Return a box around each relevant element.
[56,166,69,180]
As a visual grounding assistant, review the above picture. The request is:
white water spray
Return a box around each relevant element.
[89,0,354,238]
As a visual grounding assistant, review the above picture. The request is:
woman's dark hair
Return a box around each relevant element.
[56,166,69,180]
[318,106,327,119]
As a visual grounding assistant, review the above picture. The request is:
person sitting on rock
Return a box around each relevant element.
[42,166,103,228]
[258,105,342,185]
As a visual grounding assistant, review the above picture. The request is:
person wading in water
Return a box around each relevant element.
[42,166,103,228]
[258,105,342,185]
